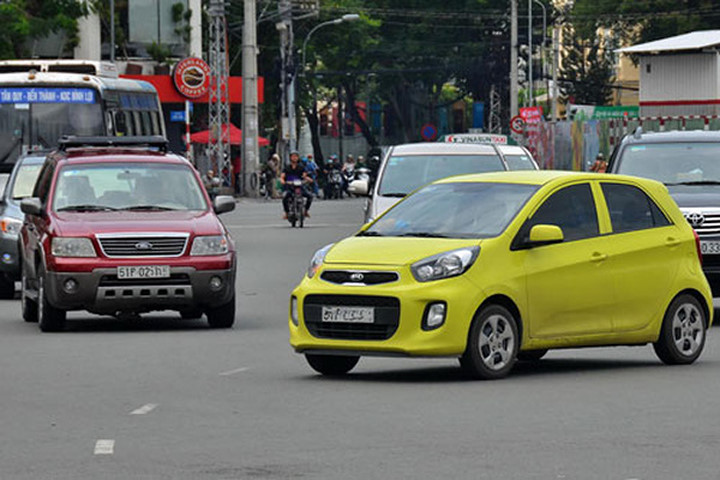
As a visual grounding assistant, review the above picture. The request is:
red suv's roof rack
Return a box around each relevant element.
[57,136,169,153]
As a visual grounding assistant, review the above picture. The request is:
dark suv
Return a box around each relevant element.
[607,129,720,294]
[19,136,237,332]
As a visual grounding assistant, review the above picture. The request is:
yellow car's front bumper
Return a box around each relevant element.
[289,266,486,357]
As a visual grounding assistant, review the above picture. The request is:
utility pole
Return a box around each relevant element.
[242,0,260,197]
[208,0,231,185]
[277,0,294,166]
[552,22,559,122]
[528,0,533,107]
[510,0,518,119]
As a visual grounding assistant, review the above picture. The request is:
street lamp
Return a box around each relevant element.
[301,14,361,74]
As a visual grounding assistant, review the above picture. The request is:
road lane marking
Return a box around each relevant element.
[130,403,158,415]
[219,367,251,376]
[94,439,115,455]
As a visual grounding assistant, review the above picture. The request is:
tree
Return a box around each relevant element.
[0,0,89,59]
[561,26,615,106]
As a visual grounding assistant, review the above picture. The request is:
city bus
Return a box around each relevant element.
[0,60,165,171]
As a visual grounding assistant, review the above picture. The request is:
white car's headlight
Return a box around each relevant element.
[190,235,229,256]
[411,246,480,282]
[308,243,334,278]
[0,217,23,236]
[51,237,97,257]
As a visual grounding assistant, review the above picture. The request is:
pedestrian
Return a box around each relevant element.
[267,153,281,198]
[304,154,320,197]
[204,169,221,199]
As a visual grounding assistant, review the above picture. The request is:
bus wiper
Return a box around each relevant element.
[56,204,117,212]
[665,180,720,186]
[398,232,450,238]
[380,192,407,197]
[357,231,384,237]
[120,205,179,211]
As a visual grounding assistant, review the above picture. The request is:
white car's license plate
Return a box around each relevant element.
[117,265,171,279]
[321,306,374,324]
[701,241,720,255]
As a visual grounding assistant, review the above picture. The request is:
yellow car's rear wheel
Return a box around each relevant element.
[654,294,706,365]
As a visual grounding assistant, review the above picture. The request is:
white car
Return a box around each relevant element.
[350,142,538,223]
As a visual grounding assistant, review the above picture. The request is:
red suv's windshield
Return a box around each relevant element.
[52,163,207,212]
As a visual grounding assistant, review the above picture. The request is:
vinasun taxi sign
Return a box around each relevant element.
[440,133,517,145]
[172,57,210,99]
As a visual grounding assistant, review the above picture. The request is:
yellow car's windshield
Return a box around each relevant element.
[362,182,538,239]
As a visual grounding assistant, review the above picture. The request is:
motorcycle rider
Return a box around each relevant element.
[280,151,312,219]
[323,155,342,199]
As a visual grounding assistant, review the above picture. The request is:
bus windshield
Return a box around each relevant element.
[0,87,104,165]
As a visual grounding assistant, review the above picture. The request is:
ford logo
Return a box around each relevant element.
[349,272,365,282]
[685,212,705,228]
[135,241,154,251]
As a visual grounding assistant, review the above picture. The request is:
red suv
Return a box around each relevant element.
[19,136,237,332]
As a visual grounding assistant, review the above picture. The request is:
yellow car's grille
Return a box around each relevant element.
[303,294,400,340]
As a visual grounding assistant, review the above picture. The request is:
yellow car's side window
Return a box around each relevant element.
[600,183,671,233]
[521,183,599,243]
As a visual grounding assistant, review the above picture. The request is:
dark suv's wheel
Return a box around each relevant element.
[38,268,66,332]
[21,264,38,323]
[206,295,235,328]
[460,304,519,380]
[0,273,15,299]
[305,354,359,376]
[654,294,707,365]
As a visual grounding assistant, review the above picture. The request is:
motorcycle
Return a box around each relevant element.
[342,166,355,197]
[258,170,272,199]
[287,179,306,228]
[325,169,343,200]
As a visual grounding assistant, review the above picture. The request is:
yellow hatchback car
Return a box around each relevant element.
[289,171,712,379]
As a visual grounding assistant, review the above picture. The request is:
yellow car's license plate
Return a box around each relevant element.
[321,306,374,324]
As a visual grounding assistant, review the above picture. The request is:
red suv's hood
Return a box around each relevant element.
[51,210,225,237]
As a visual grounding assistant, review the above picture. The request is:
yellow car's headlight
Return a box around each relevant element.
[411,246,480,282]
[308,243,334,278]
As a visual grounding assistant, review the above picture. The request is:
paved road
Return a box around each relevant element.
[1,197,719,480]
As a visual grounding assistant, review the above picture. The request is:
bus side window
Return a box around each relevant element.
[114,111,127,136]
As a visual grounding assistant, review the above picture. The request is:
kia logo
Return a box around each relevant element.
[135,241,154,250]
[349,272,365,282]
[685,212,705,228]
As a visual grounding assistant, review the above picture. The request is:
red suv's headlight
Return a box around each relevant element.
[51,237,97,257]
[190,235,229,256]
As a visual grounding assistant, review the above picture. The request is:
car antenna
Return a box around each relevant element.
[633,126,643,140]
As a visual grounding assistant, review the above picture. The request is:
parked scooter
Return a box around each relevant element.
[287,179,307,228]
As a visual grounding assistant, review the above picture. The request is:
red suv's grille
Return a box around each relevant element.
[96,234,189,258]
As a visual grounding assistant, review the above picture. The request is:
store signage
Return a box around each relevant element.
[172,57,210,99]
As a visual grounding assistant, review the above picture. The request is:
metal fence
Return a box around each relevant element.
[523,115,720,171]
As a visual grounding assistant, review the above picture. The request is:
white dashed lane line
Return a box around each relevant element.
[218,367,251,376]
[94,439,115,455]
[130,403,158,415]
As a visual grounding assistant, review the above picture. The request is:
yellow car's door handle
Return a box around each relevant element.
[590,252,608,262]
[665,237,681,247]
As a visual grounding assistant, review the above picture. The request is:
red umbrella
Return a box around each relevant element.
[190,124,270,147]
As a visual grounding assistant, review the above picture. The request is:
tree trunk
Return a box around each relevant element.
[341,78,378,148]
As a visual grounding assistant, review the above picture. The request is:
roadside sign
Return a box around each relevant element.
[421,123,438,141]
[170,110,186,122]
[510,115,525,133]
[443,133,511,145]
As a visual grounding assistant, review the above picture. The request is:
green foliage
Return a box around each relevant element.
[147,41,172,65]
[561,26,615,106]
[571,0,720,44]
[0,0,88,58]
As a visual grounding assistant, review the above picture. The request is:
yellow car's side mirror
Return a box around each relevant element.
[528,224,564,247]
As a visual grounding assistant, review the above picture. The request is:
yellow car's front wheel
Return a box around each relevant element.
[460,304,519,379]
[306,354,360,376]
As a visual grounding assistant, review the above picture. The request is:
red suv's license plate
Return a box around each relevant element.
[117,265,171,279]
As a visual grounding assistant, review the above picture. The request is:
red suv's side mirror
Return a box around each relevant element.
[213,195,235,215]
[20,197,43,217]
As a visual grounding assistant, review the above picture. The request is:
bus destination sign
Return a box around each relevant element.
[0,88,96,104]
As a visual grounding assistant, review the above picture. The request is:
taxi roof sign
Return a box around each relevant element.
[440,133,517,146]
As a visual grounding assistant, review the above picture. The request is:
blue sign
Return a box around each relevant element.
[472,102,485,129]
[0,88,96,104]
[421,123,438,141]
[170,110,186,122]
